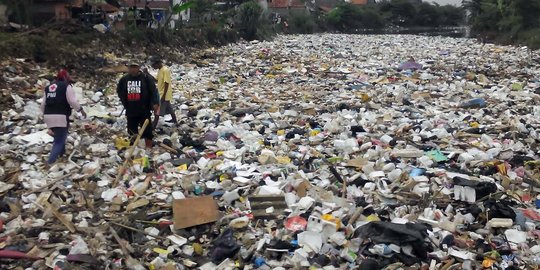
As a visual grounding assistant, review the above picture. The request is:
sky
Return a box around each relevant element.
[426,0,462,6]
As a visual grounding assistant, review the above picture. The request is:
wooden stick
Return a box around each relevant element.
[113,119,150,187]
[110,221,167,240]
[43,201,77,233]
[159,143,178,155]
[109,225,131,257]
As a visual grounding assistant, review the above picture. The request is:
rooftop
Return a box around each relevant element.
[120,0,171,9]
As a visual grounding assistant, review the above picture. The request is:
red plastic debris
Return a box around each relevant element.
[0,250,41,260]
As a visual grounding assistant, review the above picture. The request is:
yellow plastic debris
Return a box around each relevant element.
[153,248,169,255]
[310,129,321,137]
[470,122,480,128]
[366,214,380,222]
[358,93,370,102]
[277,156,291,164]
[133,157,150,168]
[511,82,523,91]
[321,214,341,229]
[192,243,203,256]
[482,258,495,268]
[114,137,130,150]
[497,163,507,176]
[277,130,286,136]
[177,164,188,171]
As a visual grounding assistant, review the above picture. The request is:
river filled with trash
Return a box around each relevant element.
[1,34,540,269]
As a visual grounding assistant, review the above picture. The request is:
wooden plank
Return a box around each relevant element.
[173,196,220,230]
[43,201,76,233]
[248,195,287,220]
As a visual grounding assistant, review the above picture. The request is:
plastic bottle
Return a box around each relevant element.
[460,98,487,108]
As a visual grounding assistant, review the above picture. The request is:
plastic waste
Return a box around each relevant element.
[460,98,487,108]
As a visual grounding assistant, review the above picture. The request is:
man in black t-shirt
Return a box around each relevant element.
[117,62,159,149]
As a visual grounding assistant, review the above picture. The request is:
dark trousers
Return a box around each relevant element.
[127,115,153,142]
[48,127,68,164]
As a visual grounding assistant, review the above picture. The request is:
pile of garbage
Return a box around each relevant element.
[1,34,540,269]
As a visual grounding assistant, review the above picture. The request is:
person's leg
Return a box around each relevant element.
[48,127,68,164]
[170,110,178,124]
[127,116,140,145]
[59,128,68,156]
[142,114,154,149]
[153,114,160,129]
[164,101,178,124]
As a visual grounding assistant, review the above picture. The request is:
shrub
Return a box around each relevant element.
[289,10,317,34]
[236,1,273,41]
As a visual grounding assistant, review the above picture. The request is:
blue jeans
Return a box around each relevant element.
[48,127,68,164]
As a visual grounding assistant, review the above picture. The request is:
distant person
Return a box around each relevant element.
[117,62,159,149]
[128,5,137,27]
[144,3,154,27]
[41,69,86,165]
[150,57,178,128]
[154,10,163,24]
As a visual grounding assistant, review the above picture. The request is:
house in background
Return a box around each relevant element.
[306,0,369,14]
[348,0,368,5]
[31,0,77,24]
[267,0,307,15]
[119,0,172,26]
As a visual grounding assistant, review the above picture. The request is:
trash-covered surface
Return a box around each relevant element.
[1,34,540,269]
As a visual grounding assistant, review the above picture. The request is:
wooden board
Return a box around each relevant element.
[248,195,287,220]
[173,196,220,230]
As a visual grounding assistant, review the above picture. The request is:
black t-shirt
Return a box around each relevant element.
[117,72,158,117]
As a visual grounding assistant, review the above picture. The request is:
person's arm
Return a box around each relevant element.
[143,67,156,82]
[40,93,46,114]
[117,77,127,107]
[66,85,86,118]
[147,74,159,111]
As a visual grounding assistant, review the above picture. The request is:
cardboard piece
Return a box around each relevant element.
[296,180,312,198]
[173,196,220,229]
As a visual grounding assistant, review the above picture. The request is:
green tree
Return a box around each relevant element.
[439,5,464,26]
[327,3,363,31]
[465,0,540,49]
[289,10,317,34]
[416,2,440,27]
[2,0,34,26]
[361,7,385,29]
[382,0,417,26]
[236,1,270,40]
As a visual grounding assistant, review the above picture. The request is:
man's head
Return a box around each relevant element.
[150,57,163,69]
[128,62,140,76]
[56,69,71,82]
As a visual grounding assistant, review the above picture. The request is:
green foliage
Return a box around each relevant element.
[172,1,195,14]
[327,3,364,31]
[236,1,271,40]
[361,7,385,29]
[438,5,464,26]
[3,0,34,25]
[415,2,440,26]
[517,29,540,50]
[379,0,418,26]
[192,0,215,14]
[326,0,463,32]
[288,10,317,34]
[466,0,540,48]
